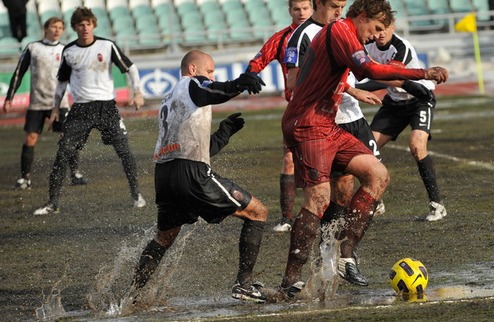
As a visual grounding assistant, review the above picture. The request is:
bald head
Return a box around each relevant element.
[181,50,215,80]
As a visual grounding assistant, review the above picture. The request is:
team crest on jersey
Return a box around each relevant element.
[352,50,370,66]
[55,53,61,61]
[97,53,103,62]
[284,47,298,64]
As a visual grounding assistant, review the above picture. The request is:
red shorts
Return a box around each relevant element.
[290,126,372,188]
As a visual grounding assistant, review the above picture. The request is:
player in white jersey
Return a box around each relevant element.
[359,20,447,222]
[2,17,87,190]
[131,50,270,304]
[33,7,146,215]
[282,0,383,287]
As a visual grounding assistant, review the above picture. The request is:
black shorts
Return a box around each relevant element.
[155,159,252,231]
[338,117,380,159]
[60,101,128,150]
[24,108,69,133]
[331,117,380,178]
[370,94,436,141]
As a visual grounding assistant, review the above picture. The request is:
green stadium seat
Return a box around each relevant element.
[471,0,491,22]
[199,0,222,15]
[450,0,474,13]
[203,11,227,28]
[426,0,450,14]
[220,0,243,11]
[0,37,21,56]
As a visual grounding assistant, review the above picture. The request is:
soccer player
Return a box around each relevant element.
[360,20,447,222]
[278,0,448,298]
[131,50,269,303]
[2,17,87,190]
[33,7,146,215]
[283,0,385,286]
[246,0,313,232]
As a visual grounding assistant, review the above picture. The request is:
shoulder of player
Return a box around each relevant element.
[390,33,414,51]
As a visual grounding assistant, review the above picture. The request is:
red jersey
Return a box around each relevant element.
[247,23,298,102]
[282,18,426,145]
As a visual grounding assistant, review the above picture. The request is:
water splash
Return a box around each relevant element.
[35,283,67,320]
[85,223,198,317]
[303,219,343,301]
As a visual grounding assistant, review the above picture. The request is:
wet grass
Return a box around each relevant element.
[1,96,493,320]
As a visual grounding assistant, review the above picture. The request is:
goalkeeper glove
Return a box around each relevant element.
[402,80,433,102]
[235,72,266,94]
[219,112,245,137]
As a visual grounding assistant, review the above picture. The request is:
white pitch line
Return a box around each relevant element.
[386,144,494,171]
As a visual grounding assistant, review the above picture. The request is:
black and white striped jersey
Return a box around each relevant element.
[6,39,70,110]
[57,37,133,103]
[365,33,435,102]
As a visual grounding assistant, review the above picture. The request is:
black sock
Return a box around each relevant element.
[132,240,166,290]
[236,220,265,285]
[417,155,441,203]
[21,144,34,179]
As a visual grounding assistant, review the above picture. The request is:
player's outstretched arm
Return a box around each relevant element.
[235,72,266,94]
[346,86,382,105]
[424,67,448,84]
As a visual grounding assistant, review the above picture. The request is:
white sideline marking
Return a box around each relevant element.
[386,144,494,171]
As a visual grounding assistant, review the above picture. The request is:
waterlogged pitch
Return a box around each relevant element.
[1,96,493,321]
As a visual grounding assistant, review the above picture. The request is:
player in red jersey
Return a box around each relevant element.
[246,0,313,232]
[278,0,448,299]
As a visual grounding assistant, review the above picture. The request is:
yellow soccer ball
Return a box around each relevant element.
[389,258,428,294]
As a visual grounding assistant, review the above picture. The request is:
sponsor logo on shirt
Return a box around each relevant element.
[284,47,298,64]
[352,50,370,66]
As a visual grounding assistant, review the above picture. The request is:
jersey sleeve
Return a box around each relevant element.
[189,76,239,107]
[5,45,31,100]
[110,41,133,73]
[247,29,287,73]
[330,23,425,81]
[57,51,72,82]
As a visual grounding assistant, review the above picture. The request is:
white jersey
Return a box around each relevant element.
[6,39,69,110]
[154,77,213,165]
[284,18,363,124]
[57,37,133,103]
[365,33,435,102]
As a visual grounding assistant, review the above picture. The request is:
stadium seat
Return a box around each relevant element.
[84,0,106,9]
[0,37,21,55]
[449,0,475,13]
[107,0,129,10]
[198,0,222,14]
[135,14,160,33]
[220,0,244,11]
[37,0,61,16]
[203,11,227,28]
[426,0,450,14]
[108,4,131,20]
[60,0,82,16]
[471,0,491,22]
[175,0,200,16]
[21,35,39,47]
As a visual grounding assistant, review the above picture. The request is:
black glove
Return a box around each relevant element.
[402,80,433,101]
[219,112,245,137]
[234,72,266,94]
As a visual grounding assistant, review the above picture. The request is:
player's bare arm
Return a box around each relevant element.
[346,86,382,105]
[127,64,144,110]
[3,100,12,113]
[286,67,299,92]
[49,81,68,129]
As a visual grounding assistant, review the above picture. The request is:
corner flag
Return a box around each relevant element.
[455,13,477,33]
[454,13,484,95]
